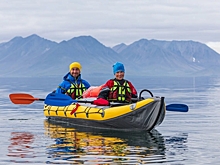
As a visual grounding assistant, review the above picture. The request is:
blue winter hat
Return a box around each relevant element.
[113,62,125,74]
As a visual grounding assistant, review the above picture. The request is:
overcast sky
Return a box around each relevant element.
[1,0,220,53]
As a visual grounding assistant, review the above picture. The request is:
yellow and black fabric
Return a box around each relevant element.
[108,80,132,103]
[66,81,87,99]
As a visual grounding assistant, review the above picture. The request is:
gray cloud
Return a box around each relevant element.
[1,0,220,52]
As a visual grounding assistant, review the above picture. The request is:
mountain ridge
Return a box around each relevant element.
[0,34,220,77]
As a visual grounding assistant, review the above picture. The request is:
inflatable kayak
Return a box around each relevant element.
[9,89,188,131]
[44,89,166,131]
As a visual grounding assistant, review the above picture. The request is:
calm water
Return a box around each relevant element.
[0,76,220,164]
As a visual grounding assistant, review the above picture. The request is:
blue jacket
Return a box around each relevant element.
[55,72,90,94]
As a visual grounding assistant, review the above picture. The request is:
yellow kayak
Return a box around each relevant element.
[9,89,188,131]
[44,96,165,131]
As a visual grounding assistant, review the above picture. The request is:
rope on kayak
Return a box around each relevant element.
[70,103,80,115]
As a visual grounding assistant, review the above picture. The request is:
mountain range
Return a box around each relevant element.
[0,34,220,78]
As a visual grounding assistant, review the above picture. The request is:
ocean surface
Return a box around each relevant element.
[0,76,220,164]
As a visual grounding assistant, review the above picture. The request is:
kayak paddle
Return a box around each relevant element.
[9,93,45,104]
[9,93,188,112]
[9,93,93,105]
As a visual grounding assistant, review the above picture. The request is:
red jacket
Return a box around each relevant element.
[98,78,137,102]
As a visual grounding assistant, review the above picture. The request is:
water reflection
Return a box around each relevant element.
[7,132,35,163]
[44,120,166,164]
